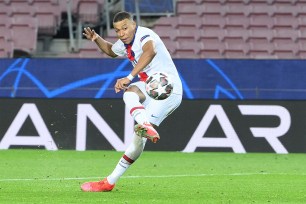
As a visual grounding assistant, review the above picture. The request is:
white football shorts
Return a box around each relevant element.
[130,81,182,126]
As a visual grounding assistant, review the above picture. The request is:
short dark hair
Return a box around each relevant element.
[113,11,133,23]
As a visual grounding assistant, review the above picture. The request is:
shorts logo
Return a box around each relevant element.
[140,35,150,42]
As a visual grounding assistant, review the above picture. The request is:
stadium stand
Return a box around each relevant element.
[77,0,101,25]
[1,0,306,59]
[152,0,306,59]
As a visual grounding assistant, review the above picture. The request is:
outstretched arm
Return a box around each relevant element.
[83,27,118,58]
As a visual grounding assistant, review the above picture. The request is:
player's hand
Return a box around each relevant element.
[114,77,131,93]
[83,27,99,41]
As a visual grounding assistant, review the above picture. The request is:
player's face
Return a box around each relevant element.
[113,19,136,44]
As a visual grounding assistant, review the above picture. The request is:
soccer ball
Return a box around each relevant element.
[145,72,173,100]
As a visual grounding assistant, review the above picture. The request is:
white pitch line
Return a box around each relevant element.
[0,172,305,182]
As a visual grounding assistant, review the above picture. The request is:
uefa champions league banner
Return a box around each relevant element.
[0,58,305,100]
[0,98,306,153]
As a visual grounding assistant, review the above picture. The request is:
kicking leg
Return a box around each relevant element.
[123,88,160,143]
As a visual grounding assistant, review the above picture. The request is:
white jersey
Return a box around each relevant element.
[111,26,183,95]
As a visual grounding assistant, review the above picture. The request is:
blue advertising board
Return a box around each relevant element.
[0,58,304,100]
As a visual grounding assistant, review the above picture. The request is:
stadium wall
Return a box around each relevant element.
[0,58,305,153]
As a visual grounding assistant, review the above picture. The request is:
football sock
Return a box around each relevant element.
[125,133,147,160]
[107,154,134,185]
[107,134,147,185]
[123,91,149,125]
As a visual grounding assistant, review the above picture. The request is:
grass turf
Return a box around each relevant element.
[0,150,306,204]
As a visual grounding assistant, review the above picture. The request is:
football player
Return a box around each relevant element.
[81,11,182,192]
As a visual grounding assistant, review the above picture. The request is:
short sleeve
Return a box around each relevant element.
[139,34,155,48]
[111,40,126,57]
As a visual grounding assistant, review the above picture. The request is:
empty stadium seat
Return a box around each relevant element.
[199,27,225,42]
[0,25,13,41]
[297,13,306,29]
[59,0,80,13]
[200,38,225,58]
[248,13,273,29]
[10,1,34,16]
[34,12,57,36]
[201,14,226,28]
[225,13,249,29]
[225,27,248,42]
[154,16,178,28]
[11,13,37,27]
[154,26,179,41]
[272,14,298,29]
[224,2,250,16]
[0,1,15,16]
[0,13,12,27]
[223,37,249,58]
[0,37,14,58]
[175,39,202,58]
[177,15,202,29]
[78,0,100,25]
[10,15,38,53]
[297,38,306,58]
[11,26,38,53]
[249,3,274,16]
[272,27,299,42]
[32,0,61,28]
[298,27,306,40]
[161,38,178,56]
[273,4,298,17]
[176,1,198,16]
[248,38,275,58]
[272,40,298,59]
[178,27,200,41]
[78,40,105,58]
[248,27,273,42]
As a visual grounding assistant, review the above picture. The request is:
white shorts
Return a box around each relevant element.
[131,81,182,126]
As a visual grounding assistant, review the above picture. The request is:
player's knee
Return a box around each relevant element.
[125,85,146,103]
[123,91,139,103]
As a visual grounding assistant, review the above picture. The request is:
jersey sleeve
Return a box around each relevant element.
[111,40,126,57]
[139,33,155,48]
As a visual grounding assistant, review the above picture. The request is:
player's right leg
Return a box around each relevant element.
[134,123,160,143]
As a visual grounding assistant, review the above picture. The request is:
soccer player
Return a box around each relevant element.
[81,11,183,192]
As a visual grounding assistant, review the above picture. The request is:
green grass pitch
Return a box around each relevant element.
[0,150,306,204]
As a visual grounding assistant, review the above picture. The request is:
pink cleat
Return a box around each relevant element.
[134,123,160,143]
[81,178,115,192]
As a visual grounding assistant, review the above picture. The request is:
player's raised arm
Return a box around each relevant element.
[83,27,117,58]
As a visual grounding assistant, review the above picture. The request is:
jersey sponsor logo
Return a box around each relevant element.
[140,35,150,42]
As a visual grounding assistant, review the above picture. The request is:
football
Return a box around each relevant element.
[145,72,173,100]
